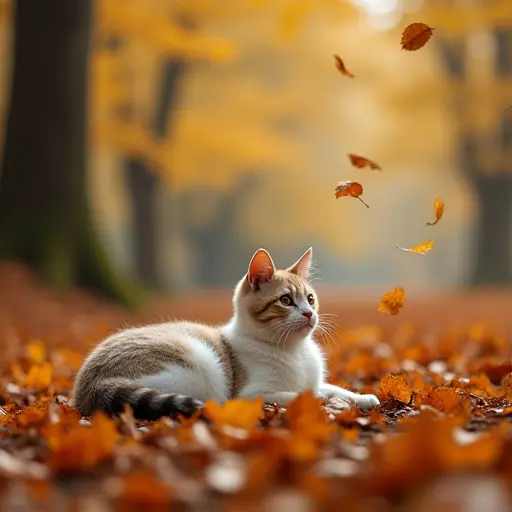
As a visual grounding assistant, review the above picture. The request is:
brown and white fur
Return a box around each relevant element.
[71,248,380,420]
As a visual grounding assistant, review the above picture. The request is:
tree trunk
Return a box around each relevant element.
[125,59,185,289]
[0,0,139,305]
[471,174,512,285]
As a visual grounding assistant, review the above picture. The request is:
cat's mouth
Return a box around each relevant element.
[298,320,315,331]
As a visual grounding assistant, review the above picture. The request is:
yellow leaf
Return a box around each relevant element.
[377,286,405,316]
[397,239,435,255]
[25,362,53,389]
[26,340,46,364]
[427,197,444,226]
[205,398,264,430]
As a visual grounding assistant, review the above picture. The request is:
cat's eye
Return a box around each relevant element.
[280,294,293,306]
[307,294,315,305]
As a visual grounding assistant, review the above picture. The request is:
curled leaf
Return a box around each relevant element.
[401,22,435,51]
[348,154,381,171]
[397,239,435,255]
[333,55,355,78]
[427,197,444,226]
[378,375,412,403]
[377,286,405,316]
[334,181,369,208]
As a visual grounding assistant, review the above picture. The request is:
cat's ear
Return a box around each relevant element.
[287,247,313,280]
[247,249,275,291]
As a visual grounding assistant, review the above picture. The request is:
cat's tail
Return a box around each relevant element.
[71,377,204,420]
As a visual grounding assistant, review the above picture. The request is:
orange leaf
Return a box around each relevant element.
[401,22,435,51]
[377,286,405,316]
[347,154,381,171]
[378,374,412,403]
[17,405,47,429]
[426,197,444,226]
[333,55,355,78]
[397,239,435,255]
[415,386,466,415]
[204,398,264,430]
[24,362,53,388]
[287,391,336,461]
[45,412,119,472]
[115,471,172,508]
[334,180,369,208]
[26,340,46,364]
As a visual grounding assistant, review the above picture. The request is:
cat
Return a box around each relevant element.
[71,248,380,420]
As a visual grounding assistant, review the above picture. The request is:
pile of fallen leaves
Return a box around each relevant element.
[0,263,512,510]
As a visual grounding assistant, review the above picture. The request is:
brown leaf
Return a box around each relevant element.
[378,374,412,403]
[334,180,369,208]
[348,154,381,171]
[401,22,435,51]
[333,55,355,78]
[397,239,435,255]
[377,286,405,316]
[426,197,444,226]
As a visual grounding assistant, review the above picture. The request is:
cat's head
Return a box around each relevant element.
[233,248,319,344]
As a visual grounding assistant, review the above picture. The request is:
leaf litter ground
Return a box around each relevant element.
[0,263,512,510]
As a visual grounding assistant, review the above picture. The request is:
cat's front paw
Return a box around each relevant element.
[353,393,380,410]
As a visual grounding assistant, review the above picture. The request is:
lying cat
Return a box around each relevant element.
[71,248,380,419]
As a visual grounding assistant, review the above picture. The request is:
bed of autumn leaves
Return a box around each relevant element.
[0,264,511,510]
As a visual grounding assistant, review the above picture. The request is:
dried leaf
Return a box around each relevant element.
[26,340,46,364]
[397,239,435,255]
[334,180,369,208]
[45,412,119,472]
[205,398,264,431]
[378,375,412,403]
[287,391,336,461]
[348,154,381,171]
[333,55,355,78]
[401,22,435,51]
[427,197,444,226]
[377,287,405,316]
[24,362,53,388]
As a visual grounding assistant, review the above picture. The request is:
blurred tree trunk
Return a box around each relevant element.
[125,59,185,288]
[471,174,512,285]
[439,31,512,286]
[0,0,139,305]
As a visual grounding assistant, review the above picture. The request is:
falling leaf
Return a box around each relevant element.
[347,154,381,171]
[427,197,444,226]
[378,375,412,403]
[397,239,435,255]
[334,181,369,208]
[205,398,264,431]
[377,287,405,316]
[333,55,355,78]
[401,22,435,51]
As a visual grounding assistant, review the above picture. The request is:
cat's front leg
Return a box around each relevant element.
[318,383,380,410]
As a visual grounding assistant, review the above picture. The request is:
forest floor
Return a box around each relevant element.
[0,262,512,510]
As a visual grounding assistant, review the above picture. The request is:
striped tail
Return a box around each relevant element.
[75,378,204,421]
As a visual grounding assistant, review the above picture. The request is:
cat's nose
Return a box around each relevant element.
[302,311,312,319]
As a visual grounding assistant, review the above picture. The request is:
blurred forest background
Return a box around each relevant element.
[0,0,510,305]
